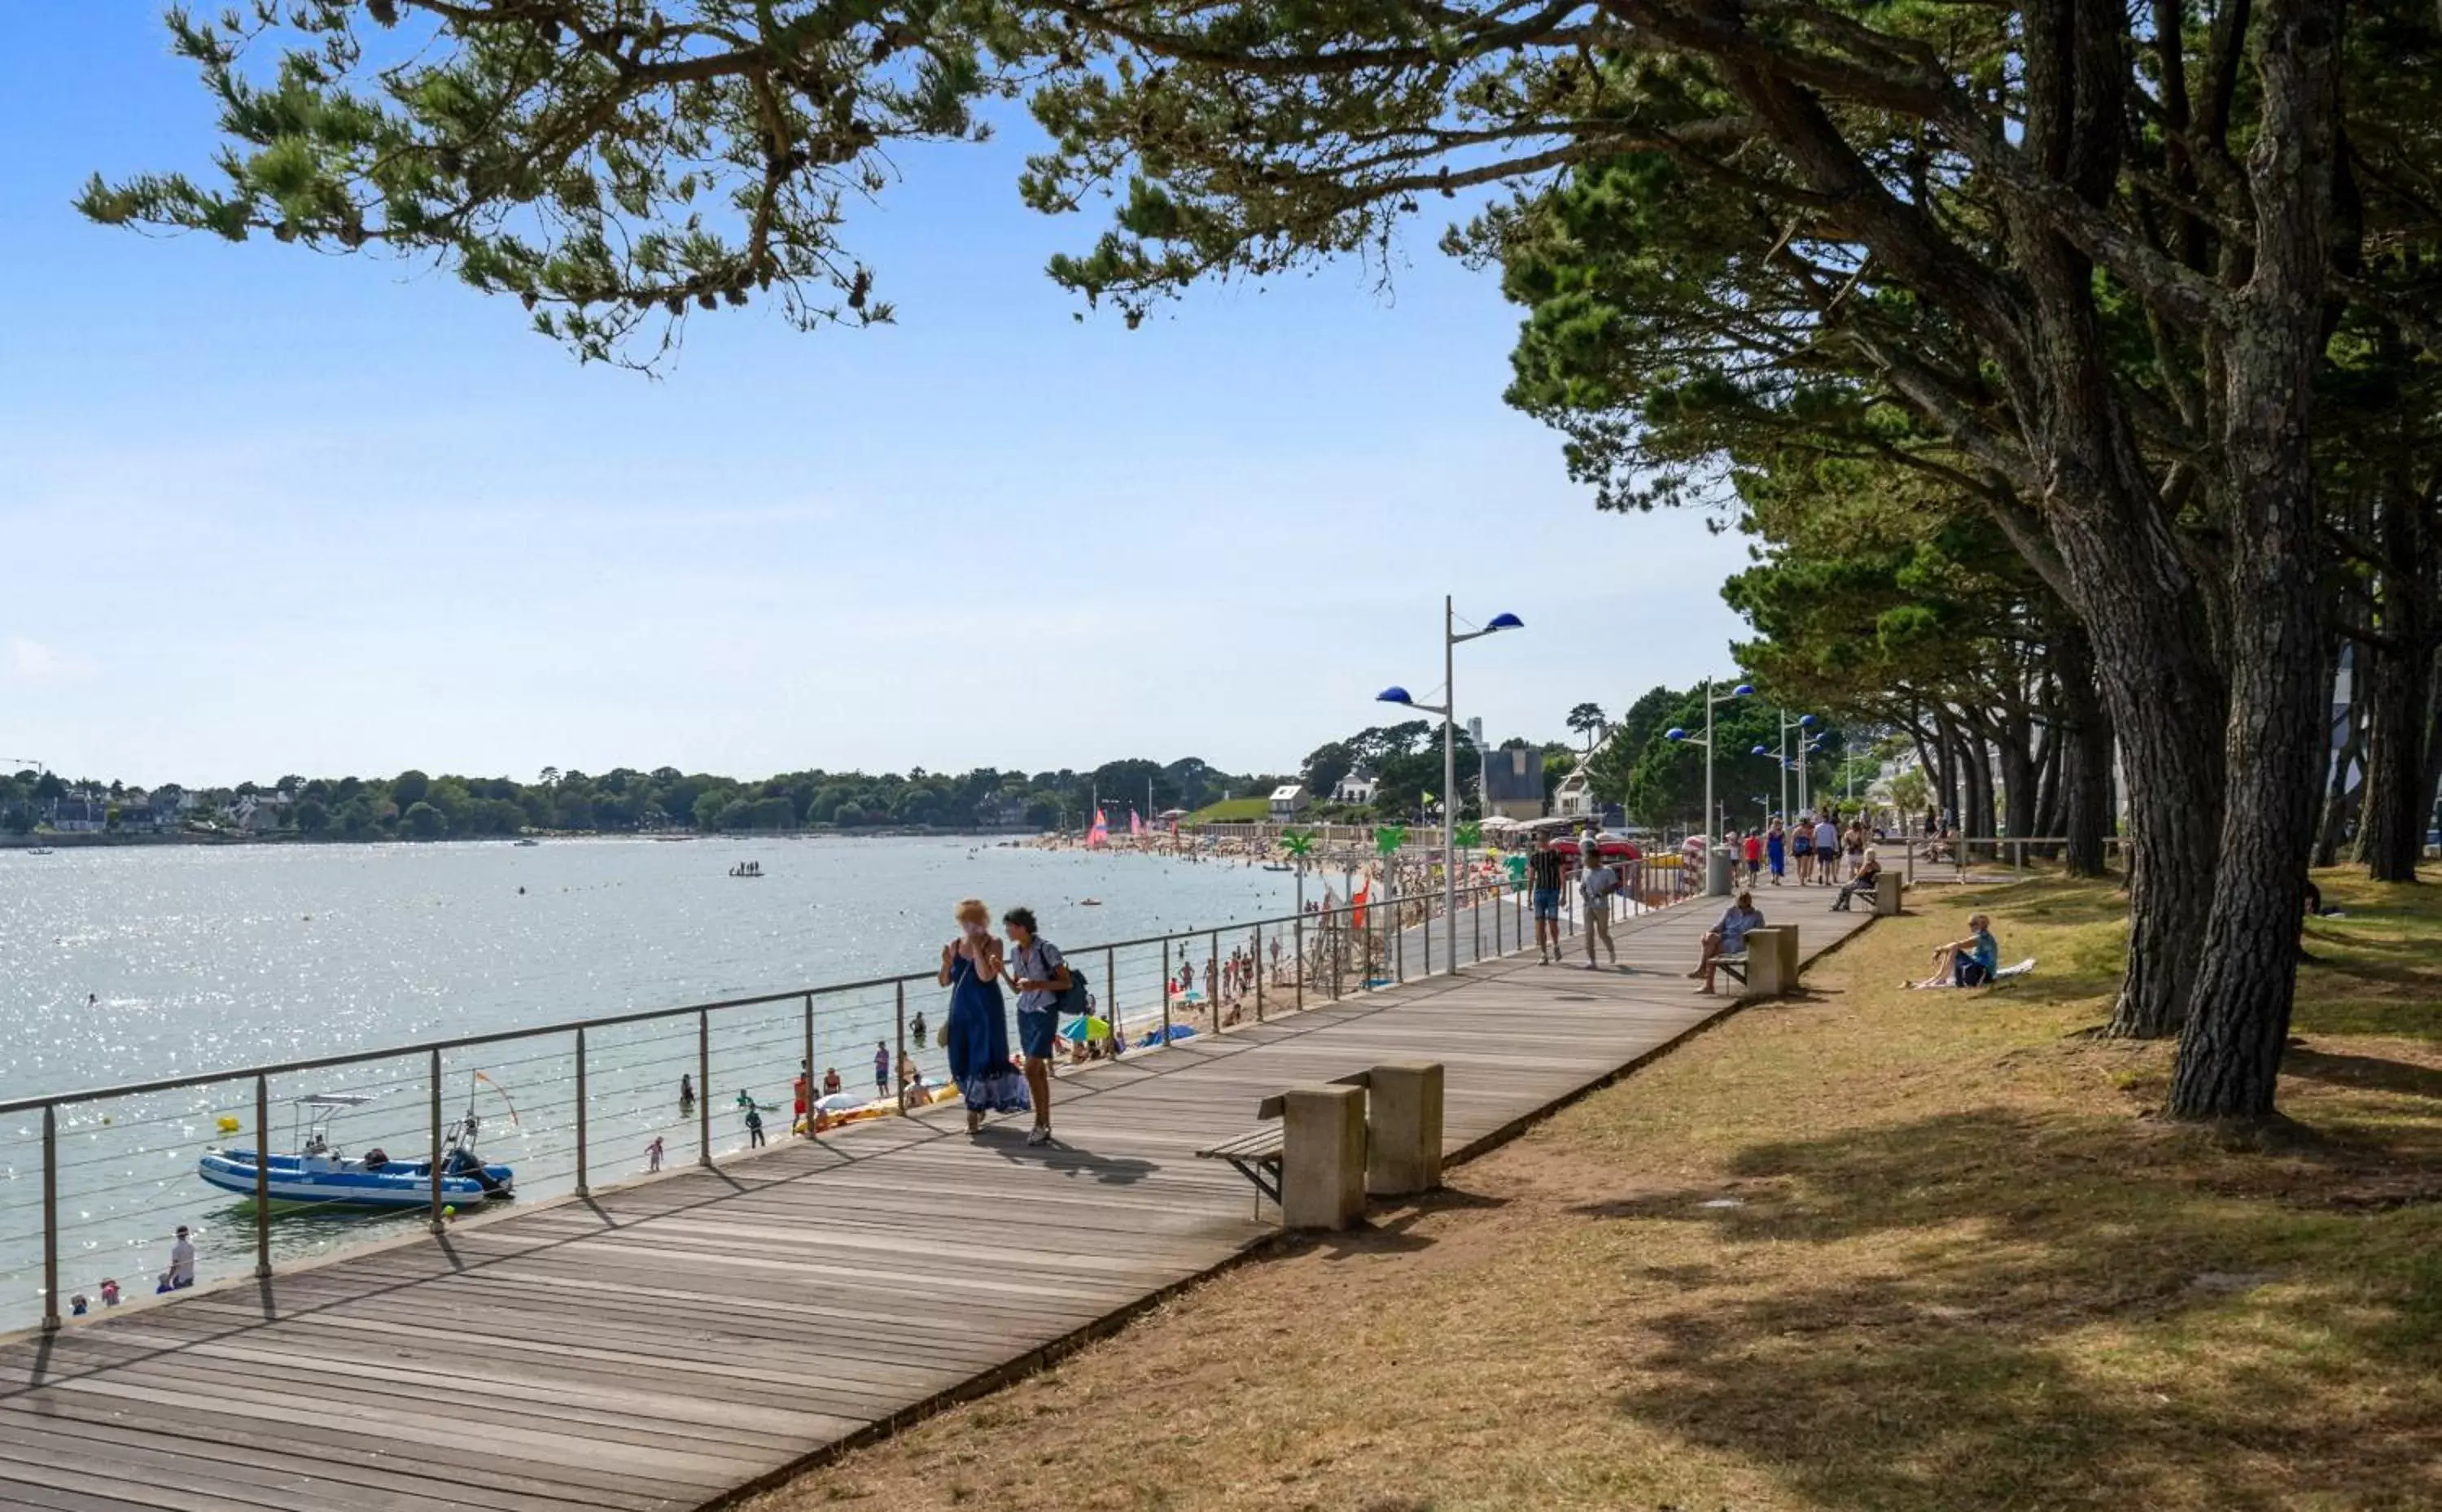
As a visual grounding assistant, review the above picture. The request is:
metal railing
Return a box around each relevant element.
[0,858,1700,1336]
[1895,834,2129,887]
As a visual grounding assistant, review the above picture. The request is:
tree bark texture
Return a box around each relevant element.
[2352,487,2431,881]
[2011,0,2224,1040]
[2053,623,2116,878]
[2313,667,2363,870]
[2167,0,2344,1121]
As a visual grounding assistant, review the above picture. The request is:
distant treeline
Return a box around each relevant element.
[0,758,1295,841]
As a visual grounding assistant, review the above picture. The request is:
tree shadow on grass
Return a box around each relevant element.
[1576,1108,2442,1511]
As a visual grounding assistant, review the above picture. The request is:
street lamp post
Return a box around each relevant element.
[1664,680,1752,894]
[1377,601,1521,976]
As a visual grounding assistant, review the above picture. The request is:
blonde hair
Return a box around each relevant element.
[955,898,990,925]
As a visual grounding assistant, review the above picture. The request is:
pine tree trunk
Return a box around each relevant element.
[2164,0,2340,1122]
[2054,624,2116,879]
[2312,675,2362,870]
[2001,710,2041,846]
[2352,487,2430,882]
[2032,724,2063,852]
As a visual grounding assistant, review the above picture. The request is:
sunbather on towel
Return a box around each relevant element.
[1908,914,1998,989]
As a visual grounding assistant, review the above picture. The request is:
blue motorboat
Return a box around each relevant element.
[198,1093,514,1212]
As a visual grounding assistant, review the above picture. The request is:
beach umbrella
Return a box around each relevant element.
[1062,1016,1113,1042]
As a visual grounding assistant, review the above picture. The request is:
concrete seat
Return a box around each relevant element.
[1197,1062,1446,1228]
[1740,925,1800,996]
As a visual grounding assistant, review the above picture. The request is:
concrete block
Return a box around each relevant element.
[1874,872,1905,916]
[1281,1084,1368,1230]
[1365,1062,1444,1196]
[1744,925,1799,996]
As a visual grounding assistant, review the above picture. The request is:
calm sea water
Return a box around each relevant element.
[0,837,1301,1331]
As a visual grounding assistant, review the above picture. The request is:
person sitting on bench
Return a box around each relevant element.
[1910,913,1998,989]
[1690,890,1765,994]
[1831,851,1884,911]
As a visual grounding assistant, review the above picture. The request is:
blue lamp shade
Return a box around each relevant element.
[1798,713,1818,726]
[1485,612,1525,631]
[1664,728,1689,742]
[1751,745,1770,756]
[1732,684,1755,697]
[1376,686,1416,706]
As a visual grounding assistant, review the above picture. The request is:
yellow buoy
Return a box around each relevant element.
[214,1116,241,1135]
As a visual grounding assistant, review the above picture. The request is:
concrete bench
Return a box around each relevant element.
[1740,925,1801,996]
[1195,1062,1444,1229]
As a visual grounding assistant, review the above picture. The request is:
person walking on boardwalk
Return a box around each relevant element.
[1813,814,1841,885]
[1765,819,1787,886]
[1579,847,1621,970]
[1527,832,1566,964]
[1002,907,1070,1147]
[938,898,1031,1134]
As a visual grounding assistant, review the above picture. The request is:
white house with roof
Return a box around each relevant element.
[1333,767,1378,806]
[1268,784,1310,821]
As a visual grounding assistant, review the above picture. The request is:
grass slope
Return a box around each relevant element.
[751,870,2442,1512]
[1185,798,1271,824]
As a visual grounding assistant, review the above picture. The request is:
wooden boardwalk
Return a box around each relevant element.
[0,898,1873,1512]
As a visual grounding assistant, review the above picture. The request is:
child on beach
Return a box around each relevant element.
[646,1135,665,1173]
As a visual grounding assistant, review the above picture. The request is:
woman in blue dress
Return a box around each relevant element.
[937,898,1033,1134]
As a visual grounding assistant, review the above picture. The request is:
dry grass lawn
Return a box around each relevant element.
[750,871,2442,1512]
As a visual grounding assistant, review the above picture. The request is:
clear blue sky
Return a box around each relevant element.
[0,7,1753,789]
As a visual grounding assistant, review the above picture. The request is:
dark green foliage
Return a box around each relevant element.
[81,1,1037,365]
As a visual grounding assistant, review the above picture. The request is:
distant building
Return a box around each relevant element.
[47,798,105,832]
[1333,767,1378,806]
[1482,748,1547,822]
[1552,767,1597,820]
[1268,784,1309,821]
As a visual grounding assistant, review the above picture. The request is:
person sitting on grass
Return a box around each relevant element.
[1690,890,1766,994]
[1910,913,1999,989]
[1831,850,1884,911]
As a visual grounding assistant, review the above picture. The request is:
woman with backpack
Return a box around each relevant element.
[1002,907,1072,1147]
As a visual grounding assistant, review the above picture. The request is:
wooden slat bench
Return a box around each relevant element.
[1715,952,1748,986]
[1197,1121,1285,1214]
[1197,1072,1374,1216]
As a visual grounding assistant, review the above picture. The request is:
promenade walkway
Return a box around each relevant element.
[0,895,1873,1512]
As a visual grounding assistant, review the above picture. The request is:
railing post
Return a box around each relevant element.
[1393,891,1404,983]
[427,1049,444,1234]
[895,981,908,1113]
[40,1103,58,1333]
[574,1028,590,1197]
[802,993,815,1136]
[1105,946,1118,1049]
[1495,881,1503,955]
[1209,932,1220,1031]
[1473,883,1482,963]
[697,1010,712,1167]
[1254,921,1264,1023]
[1293,916,1305,1012]
[1423,895,1433,976]
[1333,909,1344,999]
[1161,937,1174,1045]
[252,1073,271,1278]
